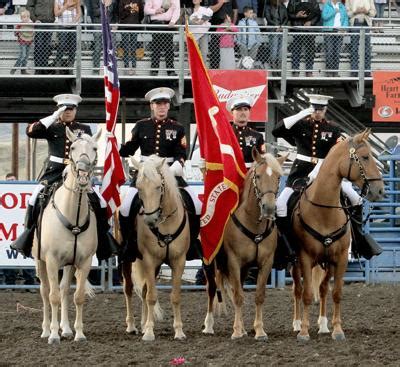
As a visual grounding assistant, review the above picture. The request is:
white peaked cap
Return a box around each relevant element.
[226,96,254,112]
[306,94,333,106]
[145,87,175,102]
[53,94,82,107]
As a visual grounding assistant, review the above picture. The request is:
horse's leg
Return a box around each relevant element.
[46,258,61,344]
[298,254,313,341]
[253,259,272,341]
[203,264,216,334]
[331,256,348,341]
[60,265,74,338]
[318,266,332,334]
[142,261,157,342]
[123,262,138,334]
[170,255,186,340]
[141,283,148,333]
[228,256,246,339]
[36,259,51,339]
[73,258,92,342]
[291,263,302,332]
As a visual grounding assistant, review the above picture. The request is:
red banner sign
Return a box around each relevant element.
[209,70,268,122]
[373,71,400,122]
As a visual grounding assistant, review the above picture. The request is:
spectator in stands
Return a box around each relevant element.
[374,0,386,31]
[287,0,321,77]
[236,0,258,20]
[208,0,237,69]
[216,13,238,69]
[11,9,34,75]
[54,0,81,75]
[237,6,261,65]
[189,0,213,63]
[119,0,144,75]
[321,0,349,77]
[346,0,376,77]
[144,0,181,76]
[0,0,15,15]
[26,0,56,74]
[265,0,288,74]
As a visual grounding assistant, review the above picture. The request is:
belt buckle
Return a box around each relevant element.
[63,158,70,165]
[311,157,318,164]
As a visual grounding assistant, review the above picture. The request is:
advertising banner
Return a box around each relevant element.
[373,71,400,122]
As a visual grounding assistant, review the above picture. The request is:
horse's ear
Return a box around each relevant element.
[66,127,77,143]
[130,157,140,170]
[277,152,289,166]
[354,128,371,144]
[92,128,102,142]
[157,158,166,170]
[362,128,371,141]
[251,146,262,162]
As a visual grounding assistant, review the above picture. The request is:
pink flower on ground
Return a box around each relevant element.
[170,357,186,365]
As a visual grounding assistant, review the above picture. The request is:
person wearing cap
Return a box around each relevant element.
[118,87,201,262]
[272,94,381,266]
[226,95,265,169]
[11,94,119,262]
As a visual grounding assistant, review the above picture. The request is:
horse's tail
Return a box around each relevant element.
[132,260,163,321]
[85,280,96,299]
[312,265,326,302]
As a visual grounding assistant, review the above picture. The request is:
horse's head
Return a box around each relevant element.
[66,128,100,189]
[339,129,385,202]
[131,155,172,228]
[250,147,287,221]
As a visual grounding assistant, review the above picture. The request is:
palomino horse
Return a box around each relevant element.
[291,129,384,341]
[33,128,101,344]
[122,155,190,341]
[203,149,286,340]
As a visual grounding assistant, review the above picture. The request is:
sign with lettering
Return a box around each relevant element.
[372,71,400,122]
[209,70,268,122]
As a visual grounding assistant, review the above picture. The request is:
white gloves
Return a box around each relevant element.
[307,159,322,182]
[169,160,183,177]
[283,106,315,129]
[198,158,206,170]
[40,106,67,128]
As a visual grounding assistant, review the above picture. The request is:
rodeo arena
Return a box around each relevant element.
[1,0,400,364]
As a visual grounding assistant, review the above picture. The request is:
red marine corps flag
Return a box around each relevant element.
[100,1,125,218]
[186,29,246,264]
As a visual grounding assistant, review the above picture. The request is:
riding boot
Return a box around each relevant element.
[274,216,296,270]
[118,214,141,263]
[10,204,36,257]
[350,205,382,260]
[94,207,120,261]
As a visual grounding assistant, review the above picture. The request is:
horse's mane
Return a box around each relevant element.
[138,155,182,203]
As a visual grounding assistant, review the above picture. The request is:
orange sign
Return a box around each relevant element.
[209,70,268,122]
[373,71,400,122]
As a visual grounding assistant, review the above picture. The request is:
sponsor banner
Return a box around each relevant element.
[209,70,268,122]
[0,183,204,267]
[373,71,400,122]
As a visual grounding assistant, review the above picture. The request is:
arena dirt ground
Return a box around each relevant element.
[0,282,399,366]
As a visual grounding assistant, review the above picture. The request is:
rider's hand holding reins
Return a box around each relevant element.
[283,106,314,129]
[40,106,67,128]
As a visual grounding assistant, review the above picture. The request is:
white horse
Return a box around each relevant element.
[122,155,190,341]
[33,128,101,344]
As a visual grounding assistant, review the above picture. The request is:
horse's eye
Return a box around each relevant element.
[93,147,97,152]
[255,174,261,180]
[71,146,75,151]
[362,155,369,161]
[156,186,161,191]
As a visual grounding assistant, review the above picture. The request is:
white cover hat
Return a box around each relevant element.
[306,94,333,107]
[226,96,254,112]
[53,94,82,107]
[145,87,175,102]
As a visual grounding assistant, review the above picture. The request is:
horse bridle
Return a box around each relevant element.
[346,139,382,198]
[251,161,278,222]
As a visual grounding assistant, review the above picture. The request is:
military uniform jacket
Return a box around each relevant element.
[233,124,265,167]
[119,117,187,163]
[272,117,341,187]
[26,120,92,184]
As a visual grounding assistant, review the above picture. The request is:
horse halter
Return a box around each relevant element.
[251,161,278,222]
[346,139,382,198]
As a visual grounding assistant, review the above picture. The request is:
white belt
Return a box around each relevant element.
[49,155,70,164]
[245,162,253,168]
[140,155,174,163]
[296,154,323,164]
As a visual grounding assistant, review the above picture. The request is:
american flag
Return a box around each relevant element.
[100,1,125,218]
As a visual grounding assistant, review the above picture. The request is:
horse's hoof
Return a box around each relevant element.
[48,337,60,345]
[297,334,310,342]
[332,332,346,341]
[318,328,330,334]
[61,331,74,338]
[231,333,245,340]
[74,336,87,342]
[126,327,139,335]
[174,333,186,341]
[142,333,155,342]
[255,334,268,342]
[41,331,50,339]
[202,329,214,335]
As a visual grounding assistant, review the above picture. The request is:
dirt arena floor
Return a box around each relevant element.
[0,283,399,366]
